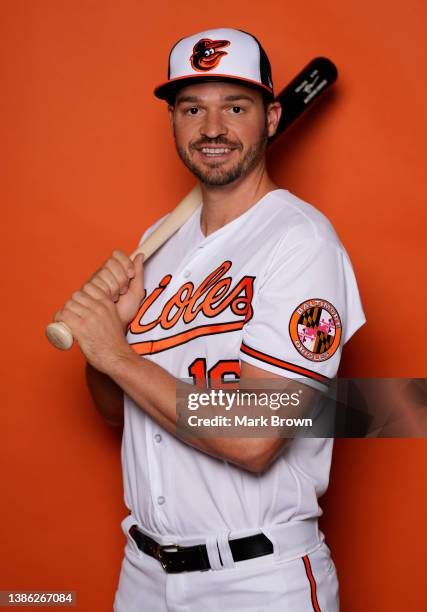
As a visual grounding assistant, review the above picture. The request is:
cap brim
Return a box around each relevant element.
[154,74,274,102]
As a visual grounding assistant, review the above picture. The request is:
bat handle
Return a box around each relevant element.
[46,184,202,351]
[45,321,74,350]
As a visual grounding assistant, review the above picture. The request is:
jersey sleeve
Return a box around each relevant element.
[239,236,366,388]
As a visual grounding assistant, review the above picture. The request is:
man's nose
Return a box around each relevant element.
[200,110,228,139]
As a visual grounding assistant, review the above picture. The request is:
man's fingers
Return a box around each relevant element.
[111,249,135,279]
[88,250,135,300]
[54,309,82,335]
[90,276,111,295]
[95,268,121,300]
[70,290,98,308]
[56,288,115,324]
[81,251,136,301]
[81,282,108,300]
[57,289,110,321]
[104,255,130,294]
[55,300,87,321]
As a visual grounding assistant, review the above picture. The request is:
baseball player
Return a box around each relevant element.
[55,28,366,611]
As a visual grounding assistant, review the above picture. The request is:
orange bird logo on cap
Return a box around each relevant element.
[190,38,230,72]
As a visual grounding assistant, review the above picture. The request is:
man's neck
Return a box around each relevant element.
[199,163,278,237]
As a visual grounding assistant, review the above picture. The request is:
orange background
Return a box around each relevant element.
[1,1,426,610]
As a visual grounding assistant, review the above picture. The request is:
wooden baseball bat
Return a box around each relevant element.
[46,57,338,350]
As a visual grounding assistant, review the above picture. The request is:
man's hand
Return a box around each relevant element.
[54,251,145,373]
[86,250,146,331]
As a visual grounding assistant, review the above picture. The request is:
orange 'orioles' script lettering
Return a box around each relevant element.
[128,261,254,355]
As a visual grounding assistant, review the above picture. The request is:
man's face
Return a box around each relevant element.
[168,81,280,186]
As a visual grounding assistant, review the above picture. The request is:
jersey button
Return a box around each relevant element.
[157,496,165,505]
[154,434,162,443]
[183,269,191,278]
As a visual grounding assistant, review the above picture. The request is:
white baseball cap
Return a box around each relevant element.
[154,27,274,102]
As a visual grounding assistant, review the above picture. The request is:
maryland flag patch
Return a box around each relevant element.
[289,299,342,362]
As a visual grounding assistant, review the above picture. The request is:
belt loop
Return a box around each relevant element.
[121,514,142,558]
[260,526,280,561]
[121,513,136,535]
[217,531,235,569]
[205,534,222,570]
[262,519,320,563]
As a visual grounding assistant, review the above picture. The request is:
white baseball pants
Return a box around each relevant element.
[113,515,339,611]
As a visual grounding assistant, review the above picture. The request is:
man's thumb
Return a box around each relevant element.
[130,253,145,296]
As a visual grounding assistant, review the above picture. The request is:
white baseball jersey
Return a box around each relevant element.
[121,188,366,538]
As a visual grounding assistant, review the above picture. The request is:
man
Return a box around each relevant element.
[55,28,366,611]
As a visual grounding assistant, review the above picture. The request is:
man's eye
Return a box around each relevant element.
[187,107,199,115]
[231,106,243,114]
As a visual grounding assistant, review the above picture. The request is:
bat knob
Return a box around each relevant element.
[45,322,74,350]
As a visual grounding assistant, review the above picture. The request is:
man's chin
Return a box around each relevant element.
[201,177,238,187]
[196,168,241,186]
[181,159,237,185]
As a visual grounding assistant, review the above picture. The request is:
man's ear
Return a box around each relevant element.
[168,104,175,130]
[266,101,282,139]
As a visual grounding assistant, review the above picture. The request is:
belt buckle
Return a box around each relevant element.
[158,543,180,571]
[158,542,210,573]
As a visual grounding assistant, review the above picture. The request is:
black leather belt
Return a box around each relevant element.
[129,525,274,573]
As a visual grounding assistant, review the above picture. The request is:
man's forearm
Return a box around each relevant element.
[106,350,290,472]
[85,362,124,426]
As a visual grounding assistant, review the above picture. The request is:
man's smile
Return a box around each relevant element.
[191,141,241,162]
[195,146,237,161]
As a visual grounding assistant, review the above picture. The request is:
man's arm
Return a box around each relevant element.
[102,350,315,474]
[85,363,124,427]
[85,343,314,472]
[55,251,316,473]
[71,248,145,428]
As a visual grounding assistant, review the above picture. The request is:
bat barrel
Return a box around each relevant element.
[271,57,338,142]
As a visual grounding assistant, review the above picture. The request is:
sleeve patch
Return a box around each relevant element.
[288,298,342,362]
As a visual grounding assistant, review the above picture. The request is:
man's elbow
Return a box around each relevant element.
[234,439,292,474]
[242,453,275,475]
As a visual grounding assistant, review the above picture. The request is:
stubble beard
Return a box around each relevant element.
[175,122,269,187]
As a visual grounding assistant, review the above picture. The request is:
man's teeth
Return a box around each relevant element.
[201,147,231,155]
